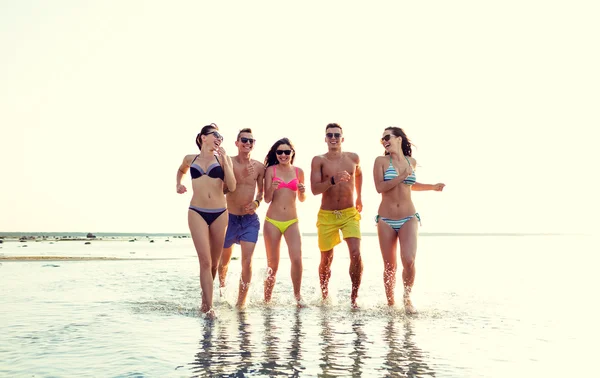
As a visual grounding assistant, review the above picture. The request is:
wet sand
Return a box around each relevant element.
[0,256,180,261]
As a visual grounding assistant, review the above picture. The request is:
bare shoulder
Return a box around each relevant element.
[252,158,265,170]
[374,155,387,165]
[183,154,197,165]
[344,151,360,163]
[311,154,325,165]
[407,156,417,168]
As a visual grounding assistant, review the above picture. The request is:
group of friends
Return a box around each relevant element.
[176,123,445,319]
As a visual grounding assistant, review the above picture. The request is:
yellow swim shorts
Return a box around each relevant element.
[316,207,361,252]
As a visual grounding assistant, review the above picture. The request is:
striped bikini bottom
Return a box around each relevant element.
[375,213,421,232]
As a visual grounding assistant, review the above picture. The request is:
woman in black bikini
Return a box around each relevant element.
[176,123,236,318]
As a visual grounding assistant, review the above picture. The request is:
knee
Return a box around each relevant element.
[402,257,416,270]
[384,262,397,274]
[290,255,302,267]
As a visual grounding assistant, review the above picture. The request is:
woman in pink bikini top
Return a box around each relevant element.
[262,137,306,307]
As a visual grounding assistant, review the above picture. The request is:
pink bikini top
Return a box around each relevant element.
[272,166,299,191]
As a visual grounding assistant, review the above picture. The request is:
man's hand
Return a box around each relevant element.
[355,196,363,213]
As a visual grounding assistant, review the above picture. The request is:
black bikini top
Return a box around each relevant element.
[189,155,224,180]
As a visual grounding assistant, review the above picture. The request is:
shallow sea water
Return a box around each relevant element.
[1,234,598,377]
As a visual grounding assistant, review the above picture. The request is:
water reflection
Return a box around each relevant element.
[350,318,367,377]
[189,318,234,377]
[383,318,436,377]
[285,309,304,376]
[236,310,253,376]
[259,307,283,375]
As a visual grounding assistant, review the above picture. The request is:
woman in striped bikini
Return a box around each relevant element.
[373,127,445,313]
[176,123,236,319]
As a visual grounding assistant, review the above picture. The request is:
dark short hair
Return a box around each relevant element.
[237,128,252,140]
[325,123,343,133]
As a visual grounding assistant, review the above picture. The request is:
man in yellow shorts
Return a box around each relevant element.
[310,123,363,308]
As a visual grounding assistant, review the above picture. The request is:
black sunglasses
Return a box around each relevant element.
[276,149,292,155]
[206,131,223,140]
[326,133,342,139]
[381,134,394,142]
[239,137,255,144]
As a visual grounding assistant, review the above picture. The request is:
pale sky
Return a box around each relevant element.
[1,1,598,234]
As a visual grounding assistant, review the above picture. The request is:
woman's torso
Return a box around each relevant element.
[189,154,227,208]
[266,165,299,220]
[378,155,417,218]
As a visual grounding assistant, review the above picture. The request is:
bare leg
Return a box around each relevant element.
[345,237,362,308]
[398,217,419,314]
[209,213,229,282]
[219,246,234,288]
[283,222,303,305]
[188,210,213,313]
[236,241,256,308]
[377,220,399,306]
[263,221,282,303]
[319,250,334,301]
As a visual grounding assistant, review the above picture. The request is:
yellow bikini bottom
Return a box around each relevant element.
[265,216,298,234]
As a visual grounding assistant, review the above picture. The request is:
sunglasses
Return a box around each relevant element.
[276,149,292,156]
[239,137,255,145]
[381,134,394,142]
[206,131,223,140]
[326,133,342,139]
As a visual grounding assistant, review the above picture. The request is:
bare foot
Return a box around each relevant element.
[204,308,217,320]
[296,298,307,308]
[351,300,359,310]
[404,298,417,315]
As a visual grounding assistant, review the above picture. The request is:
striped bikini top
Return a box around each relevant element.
[383,156,416,185]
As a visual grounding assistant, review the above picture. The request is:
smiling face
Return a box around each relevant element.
[235,132,255,154]
[203,129,223,150]
[325,126,343,148]
[275,144,294,165]
[381,130,401,153]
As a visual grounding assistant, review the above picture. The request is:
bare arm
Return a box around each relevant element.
[372,157,406,193]
[176,155,192,194]
[222,156,237,192]
[310,156,334,195]
[412,182,446,191]
[354,154,363,200]
[297,167,307,202]
[264,166,276,204]
[255,162,265,203]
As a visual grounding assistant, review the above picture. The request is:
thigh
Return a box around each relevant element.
[263,220,283,266]
[377,218,399,266]
[209,211,229,261]
[341,209,362,241]
[283,221,302,258]
[398,216,418,263]
[240,214,260,244]
[188,210,211,263]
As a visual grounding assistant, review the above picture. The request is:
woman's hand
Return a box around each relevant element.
[176,184,187,194]
[297,182,306,193]
[432,183,445,191]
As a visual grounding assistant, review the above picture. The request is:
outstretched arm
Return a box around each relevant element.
[412,182,445,191]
